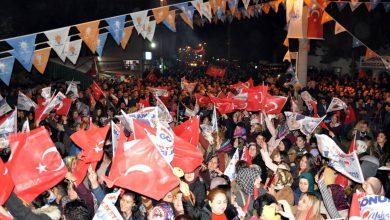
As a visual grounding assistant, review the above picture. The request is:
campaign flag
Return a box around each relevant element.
[150,123,175,163]
[224,149,240,180]
[93,190,123,220]
[55,98,72,116]
[64,39,83,64]
[299,115,325,135]
[209,95,235,114]
[111,121,121,159]
[206,66,226,77]
[202,2,213,22]
[242,0,250,9]
[354,195,390,220]
[307,6,323,39]
[152,6,169,24]
[171,135,204,173]
[105,15,126,45]
[334,22,347,35]
[327,97,347,113]
[35,92,66,122]
[76,20,100,53]
[22,119,30,133]
[148,87,169,98]
[264,95,287,114]
[349,0,362,11]
[285,111,302,130]
[177,4,195,29]
[41,86,51,100]
[91,81,104,100]
[0,158,13,205]
[44,27,70,60]
[286,0,304,38]
[300,91,317,111]
[7,127,67,202]
[353,37,364,48]
[228,0,239,14]
[127,107,159,128]
[121,26,134,49]
[105,136,179,200]
[155,96,173,124]
[33,47,51,74]
[96,33,108,57]
[173,116,200,147]
[0,56,15,86]
[191,0,204,17]
[181,78,197,94]
[17,91,37,111]
[195,94,211,107]
[315,134,364,183]
[144,20,157,42]
[211,105,218,133]
[0,109,17,136]
[130,10,149,35]
[65,81,79,100]
[0,95,12,116]
[6,34,36,71]
[162,10,177,32]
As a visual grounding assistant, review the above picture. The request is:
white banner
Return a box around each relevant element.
[155,96,173,124]
[130,10,149,35]
[0,95,12,117]
[0,108,17,135]
[286,0,304,38]
[41,86,52,100]
[327,97,347,113]
[358,195,390,219]
[93,190,123,220]
[224,149,240,180]
[65,39,82,64]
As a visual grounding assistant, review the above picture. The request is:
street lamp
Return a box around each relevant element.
[150,42,156,48]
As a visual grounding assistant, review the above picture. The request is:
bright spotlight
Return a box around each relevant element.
[150,42,156,48]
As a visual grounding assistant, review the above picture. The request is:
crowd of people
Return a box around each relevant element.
[0,63,389,220]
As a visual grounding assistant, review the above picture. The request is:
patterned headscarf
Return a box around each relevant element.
[236,165,262,195]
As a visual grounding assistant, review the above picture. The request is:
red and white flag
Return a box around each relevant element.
[244,85,268,112]
[0,158,13,205]
[173,116,200,147]
[195,94,211,107]
[90,81,105,100]
[263,95,287,114]
[181,77,197,94]
[0,108,17,136]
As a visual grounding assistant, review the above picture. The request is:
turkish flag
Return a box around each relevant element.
[209,95,235,114]
[132,119,155,140]
[104,136,179,200]
[230,78,254,92]
[206,66,226,77]
[0,159,13,205]
[70,123,109,185]
[56,98,72,116]
[171,136,203,173]
[90,81,104,100]
[173,116,200,147]
[217,92,227,99]
[244,85,268,112]
[195,94,211,107]
[138,98,150,108]
[307,7,323,39]
[264,95,287,114]
[146,71,157,83]
[7,127,67,203]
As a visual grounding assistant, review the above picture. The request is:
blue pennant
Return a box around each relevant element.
[336,2,348,11]
[176,3,195,23]
[105,15,126,45]
[6,34,36,71]
[228,0,239,11]
[384,2,390,12]
[352,37,364,48]
[0,56,15,86]
[96,33,108,57]
[370,0,381,10]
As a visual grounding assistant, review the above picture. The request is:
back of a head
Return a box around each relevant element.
[63,200,91,220]
[175,214,193,220]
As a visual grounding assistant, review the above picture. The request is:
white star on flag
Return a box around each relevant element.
[94,146,102,153]
[36,163,47,173]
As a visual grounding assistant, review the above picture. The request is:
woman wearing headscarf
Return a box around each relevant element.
[293,172,315,205]
[184,168,207,210]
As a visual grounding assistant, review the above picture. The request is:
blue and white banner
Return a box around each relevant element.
[0,108,17,136]
[130,10,149,35]
[6,34,36,71]
[17,91,37,111]
[105,15,126,45]
[96,33,108,57]
[0,95,12,117]
[0,56,15,86]
[44,27,70,60]
[358,195,390,219]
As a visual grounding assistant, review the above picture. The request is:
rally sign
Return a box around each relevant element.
[93,190,123,220]
[358,195,390,219]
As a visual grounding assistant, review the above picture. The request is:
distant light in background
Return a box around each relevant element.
[255,65,258,69]
[145,51,152,60]
[150,42,156,48]
[97,56,102,61]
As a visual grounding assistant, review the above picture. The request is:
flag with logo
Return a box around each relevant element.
[64,39,83,64]
[130,10,149,35]
[245,85,268,112]
[315,134,364,183]
[327,97,347,113]
[7,127,67,202]
[105,15,126,45]
[17,91,37,111]
[44,27,70,60]
[6,34,36,71]
[91,81,105,100]
[0,95,12,117]
[33,47,51,74]
[163,10,177,32]
[96,33,108,57]
[0,56,15,86]
[202,2,213,22]
[0,108,17,136]
[65,81,79,100]
[307,3,323,39]
[152,6,169,24]
[286,0,304,38]
[191,0,204,17]
[177,4,196,29]
[41,86,51,100]
[121,26,134,49]
[35,92,66,122]
[55,98,72,116]
[76,20,100,53]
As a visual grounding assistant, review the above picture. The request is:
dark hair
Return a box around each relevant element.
[175,214,193,220]
[63,199,91,220]
[235,160,248,174]
[117,190,143,217]
[207,188,227,202]
[299,153,314,173]
[253,193,277,216]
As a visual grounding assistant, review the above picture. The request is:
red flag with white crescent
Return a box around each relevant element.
[264,95,287,114]
[173,116,200,147]
[244,85,268,112]
[195,94,211,107]
[7,127,67,203]
[0,159,13,205]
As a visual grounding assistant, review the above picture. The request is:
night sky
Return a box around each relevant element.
[0,0,389,62]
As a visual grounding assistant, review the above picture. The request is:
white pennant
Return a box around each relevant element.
[44,27,70,59]
[326,97,347,113]
[191,0,204,17]
[0,108,17,136]
[0,95,12,117]
[17,91,37,111]
[224,149,240,180]
[130,10,149,35]
[65,39,83,64]
[22,119,30,132]
[202,2,213,22]
[242,0,250,10]
[146,20,157,42]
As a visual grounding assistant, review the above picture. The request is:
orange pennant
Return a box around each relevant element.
[269,1,281,13]
[247,6,255,17]
[262,4,271,14]
[321,11,333,24]
[304,0,311,7]
[180,13,194,29]
[121,26,134,49]
[365,48,377,60]
[165,10,176,31]
[33,47,51,74]
[283,38,289,47]
[217,0,227,13]
[76,20,100,53]
[283,50,291,62]
[365,2,372,11]
[209,0,218,14]
[152,6,169,24]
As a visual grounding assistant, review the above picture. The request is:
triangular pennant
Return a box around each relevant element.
[334,22,346,34]
[191,0,204,17]
[162,10,177,32]
[336,1,348,11]
[321,11,333,24]
[283,37,289,47]
[370,0,380,10]
[121,26,134,49]
[65,39,83,64]
[105,15,126,45]
[228,0,239,14]
[0,56,15,86]
[130,10,149,35]
[349,0,362,11]
[209,0,218,14]
[283,50,291,62]
[352,37,364,48]
[152,6,170,24]
[365,2,372,11]
[381,57,390,70]
[140,17,150,39]
[33,47,51,74]
[242,0,250,9]
[262,4,271,14]
[176,4,195,29]
[269,1,281,12]
[96,33,108,57]
[76,20,100,53]
[202,2,213,22]
[364,48,378,60]
[146,21,157,42]
[44,27,70,60]
[6,34,36,71]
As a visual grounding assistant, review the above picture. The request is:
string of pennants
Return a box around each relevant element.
[282,0,390,70]
[0,0,389,86]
